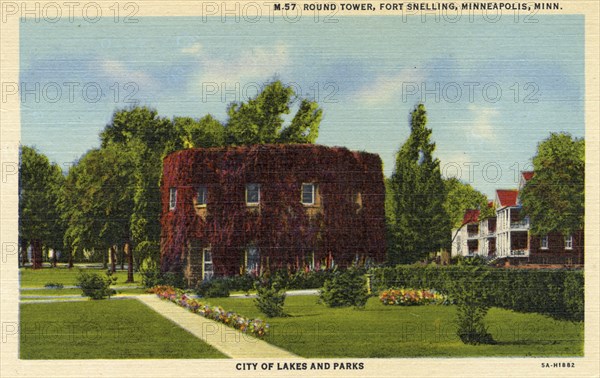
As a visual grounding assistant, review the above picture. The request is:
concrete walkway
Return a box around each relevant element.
[188,289,319,300]
[135,295,298,359]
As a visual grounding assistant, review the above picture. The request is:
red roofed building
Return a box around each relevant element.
[451,171,583,266]
[452,209,483,257]
[462,209,480,225]
[496,189,528,258]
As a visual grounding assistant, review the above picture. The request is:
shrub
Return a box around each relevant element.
[287,270,333,289]
[319,268,369,308]
[44,282,64,289]
[228,274,256,295]
[196,278,230,298]
[140,269,186,289]
[254,278,287,318]
[563,270,584,321]
[370,265,584,321]
[447,266,495,345]
[76,270,117,300]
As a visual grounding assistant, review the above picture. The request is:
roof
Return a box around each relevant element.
[522,171,535,181]
[462,209,480,225]
[496,189,519,208]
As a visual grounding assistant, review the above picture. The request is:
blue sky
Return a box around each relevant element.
[20,15,584,197]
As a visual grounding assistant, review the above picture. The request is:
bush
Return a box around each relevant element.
[254,278,287,318]
[448,266,495,345]
[44,282,64,289]
[196,278,230,298]
[227,274,256,295]
[287,270,333,289]
[76,270,117,300]
[140,269,186,289]
[319,268,369,308]
[369,265,584,321]
[563,270,584,321]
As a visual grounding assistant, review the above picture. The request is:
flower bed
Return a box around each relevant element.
[379,288,448,306]
[151,286,269,338]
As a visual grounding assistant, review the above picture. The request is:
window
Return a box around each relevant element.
[246,246,260,275]
[354,191,363,210]
[541,235,549,249]
[246,183,260,205]
[203,248,213,281]
[301,183,315,205]
[169,187,177,210]
[565,235,573,250]
[196,185,207,206]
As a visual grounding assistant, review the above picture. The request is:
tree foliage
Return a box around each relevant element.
[19,146,64,268]
[60,146,136,271]
[226,80,322,145]
[387,104,450,264]
[100,107,175,271]
[444,178,493,229]
[520,133,584,236]
[58,80,323,271]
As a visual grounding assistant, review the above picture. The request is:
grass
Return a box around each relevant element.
[20,287,148,297]
[20,267,142,288]
[202,295,584,358]
[20,299,228,359]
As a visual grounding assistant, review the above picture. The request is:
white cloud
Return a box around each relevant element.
[352,68,426,105]
[194,43,290,90]
[181,42,203,56]
[101,60,156,90]
[438,151,474,180]
[469,105,499,142]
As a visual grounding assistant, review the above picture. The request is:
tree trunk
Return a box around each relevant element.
[31,240,43,269]
[110,246,116,273]
[21,239,29,267]
[52,249,57,267]
[125,241,134,283]
[68,250,74,268]
[120,245,125,271]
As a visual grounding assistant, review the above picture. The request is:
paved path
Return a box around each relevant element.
[135,295,298,359]
[188,289,319,300]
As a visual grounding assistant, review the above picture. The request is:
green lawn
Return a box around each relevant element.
[20,287,148,297]
[21,288,83,296]
[20,267,142,288]
[203,296,584,358]
[20,299,227,359]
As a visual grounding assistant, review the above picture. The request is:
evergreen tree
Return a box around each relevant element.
[388,104,450,264]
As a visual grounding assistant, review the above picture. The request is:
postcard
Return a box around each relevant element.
[1,0,598,377]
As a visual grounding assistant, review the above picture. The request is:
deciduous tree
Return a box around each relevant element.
[19,146,64,269]
[226,80,322,145]
[520,133,584,236]
[444,178,493,234]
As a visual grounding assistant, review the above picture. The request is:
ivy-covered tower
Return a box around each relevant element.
[160,144,386,285]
